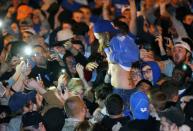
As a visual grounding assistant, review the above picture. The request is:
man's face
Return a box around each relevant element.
[80,8,91,22]
[32,15,40,24]
[183,14,193,25]
[72,12,83,23]
[122,10,131,23]
[33,47,47,66]
[172,46,188,65]
[72,44,84,55]
[62,23,72,30]
[142,65,153,82]
[53,46,65,55]
[22,32,32,43]
[138,82,151,94]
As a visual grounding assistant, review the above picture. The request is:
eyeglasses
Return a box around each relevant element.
[142,68,152,75]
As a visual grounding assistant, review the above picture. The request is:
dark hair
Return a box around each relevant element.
[114,16,126,22]
[72,10,83,15]
[160,80,179,100]
[58,11,72,24]
[113,20,129,35]
[105,94,123,115]
[7,41,26,61]
[72,22,89,35]
[172,63,192,88]
[173,63,192,78]
[131,61,143,69]
[92,122,108,131]
[43,108,65,131]
[94,84,113,101]
[156,16,172,32]
[136,79,153,89]
[80,5,91,11]
[150,90,167,111]
[72,40,85,53]
[138,39,155,52]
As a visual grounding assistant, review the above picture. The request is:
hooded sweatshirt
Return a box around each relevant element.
[142,61,161,86]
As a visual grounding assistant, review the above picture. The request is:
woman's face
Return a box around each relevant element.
[66,56,77,75]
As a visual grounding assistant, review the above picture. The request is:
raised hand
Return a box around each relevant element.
[85,62,99,71]
[57,74,68,91]
[76,63,84,79]
[64,40,73,50]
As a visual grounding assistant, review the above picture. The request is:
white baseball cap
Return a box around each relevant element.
[57,29,74,42]
[174,41,191,53]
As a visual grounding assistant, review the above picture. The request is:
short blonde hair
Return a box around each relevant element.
[67,78,85,95]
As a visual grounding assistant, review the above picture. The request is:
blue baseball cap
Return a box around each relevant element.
[130,91,150,120]
[93,19,117,33]
[8,91,36,112]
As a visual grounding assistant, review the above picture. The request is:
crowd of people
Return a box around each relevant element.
[0,0,192,131]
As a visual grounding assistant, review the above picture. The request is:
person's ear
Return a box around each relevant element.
[186,52,191,57]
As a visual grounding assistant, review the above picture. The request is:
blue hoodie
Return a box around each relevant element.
[108,35,139,68]
[142,61,161,86]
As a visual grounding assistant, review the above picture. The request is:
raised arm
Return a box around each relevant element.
[129,0,137,35]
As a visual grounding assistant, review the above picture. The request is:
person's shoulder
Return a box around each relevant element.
[120,117,160,131]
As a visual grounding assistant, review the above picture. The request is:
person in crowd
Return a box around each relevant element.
[21,111,46,131]
[62,96,88,131]
[120,91,160,131]
[130,61,143,87]
[172,63,193,97]
[101,93,130,130]
[159,107,191,131]
[95,19,139,116]
[74,120,93,131]
[160,80,179,109]
[141,61,161,86]
[0,0,192,131]
[136,79,153,95]
[91,83,112,123]
[43,107,65,131]
[160,36,192,77]
[29,45,63,87]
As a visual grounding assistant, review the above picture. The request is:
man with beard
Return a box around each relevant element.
[160,40,192,77]
[172,63,193,97]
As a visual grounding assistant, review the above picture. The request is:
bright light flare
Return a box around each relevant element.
[24,46,32,56]
[0,20,3,28]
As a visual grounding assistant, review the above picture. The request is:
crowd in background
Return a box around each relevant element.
[0,0,192,131]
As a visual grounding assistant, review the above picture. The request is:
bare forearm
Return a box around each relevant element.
[80,76,92,89]
[129,0,137,35]
[102,6,111,20]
